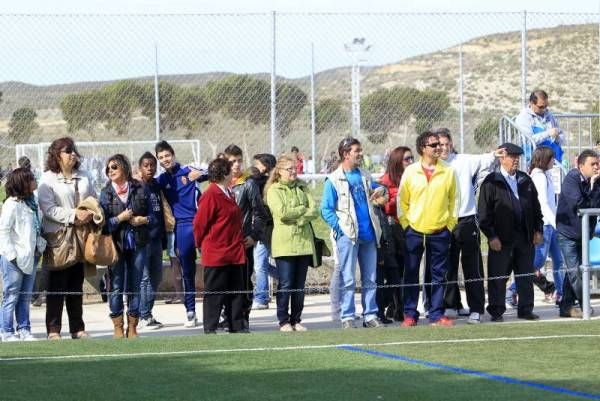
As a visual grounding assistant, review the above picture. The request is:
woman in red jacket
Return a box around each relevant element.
[193,158,247,334]
[375,146,413,323]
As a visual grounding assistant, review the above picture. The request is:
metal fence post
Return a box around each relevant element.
[154,44,160,142]
[270,10,277,155]
[310,42,317,184]
[521,10,527,108]
[459,44,465,153]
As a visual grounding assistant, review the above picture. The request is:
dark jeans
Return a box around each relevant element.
[404,227,451,322]
[486,231,534,318]
[46,263,85,335]
[140,238,164,319]
[275,255,310,326]
[203,265,245,333]
[243,246,255,321]
[376,224,404,320]
[557,233,583,314]
[444,216,485,314]
[175,222,197,313]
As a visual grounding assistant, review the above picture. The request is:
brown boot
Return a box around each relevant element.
[126,315,139,338]
[111,315,124,339]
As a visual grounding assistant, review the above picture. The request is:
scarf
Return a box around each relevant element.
[112,181,129,204]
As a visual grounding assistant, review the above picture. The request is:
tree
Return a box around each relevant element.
[205,75,271,125]
[412,89,450,133]
[8,107,39,143]
[61,90,107,133]
[205,75,307,137]
[276,82,308,136]
[101,80,144,136]
[315,98,347,134]
[473,117,498,148]
[361,87,419,134]
[137,82,212,134]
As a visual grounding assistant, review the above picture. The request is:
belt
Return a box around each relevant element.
[458,215,476,222]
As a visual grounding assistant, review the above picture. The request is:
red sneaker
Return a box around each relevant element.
[401,317,417,327]
[430,316,454,327]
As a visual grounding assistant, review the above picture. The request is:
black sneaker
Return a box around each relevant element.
[490,315,504,322]
[517,312,539,321]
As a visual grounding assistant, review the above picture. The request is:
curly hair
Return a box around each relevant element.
[208,158,232,183]
[45,137,81,173]
[415,131,438,156]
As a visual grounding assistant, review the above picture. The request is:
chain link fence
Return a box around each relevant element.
[0,12,598,174]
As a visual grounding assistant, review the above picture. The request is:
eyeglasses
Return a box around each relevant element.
[425,142,441,148]
[108,164,120,171]
[61,148,74,154]
[403,156,414,162]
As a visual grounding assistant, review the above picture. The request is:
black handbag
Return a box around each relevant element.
[308,223,331,268]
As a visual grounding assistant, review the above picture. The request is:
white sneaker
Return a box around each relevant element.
[140,317,162,331]
[444,309,458,319]
[18,329,37,341]
[184,312,197,328]
[467,312,481,325]
[2,333,20,342]
[280,323,294,332]
[293,323,308,332]
[457,308,470,316]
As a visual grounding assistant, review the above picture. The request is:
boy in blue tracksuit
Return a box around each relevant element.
[155,141,208,327]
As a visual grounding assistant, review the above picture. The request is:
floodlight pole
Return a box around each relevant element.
[345,38,371,137]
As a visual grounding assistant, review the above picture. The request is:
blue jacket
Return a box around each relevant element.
[556,169,600,241]
[144,178,167,248]
[157,163,208,224]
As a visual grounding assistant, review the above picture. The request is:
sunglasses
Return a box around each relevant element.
[108,164,120,171]
[403,156,414,162]
[61,148,74,154]
[425,142,441,148]
[281,167,296,173]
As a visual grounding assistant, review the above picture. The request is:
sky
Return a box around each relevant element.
[0,0,598,14]
[0,1,598,85]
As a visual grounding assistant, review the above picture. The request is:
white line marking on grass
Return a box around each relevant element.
[2,334,599,362]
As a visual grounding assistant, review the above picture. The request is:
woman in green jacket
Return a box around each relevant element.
[266,155,318,332]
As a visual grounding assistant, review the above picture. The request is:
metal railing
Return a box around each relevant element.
[579,208,600,320]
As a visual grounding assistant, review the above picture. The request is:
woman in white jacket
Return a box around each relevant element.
[529,146,564,303]
[0,168,46,342]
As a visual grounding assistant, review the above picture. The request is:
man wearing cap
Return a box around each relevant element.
[478,143,544,322]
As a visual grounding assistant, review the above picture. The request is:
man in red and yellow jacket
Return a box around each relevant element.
[398,131,458,327]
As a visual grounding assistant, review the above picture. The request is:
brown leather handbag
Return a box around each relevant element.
[42,179,83,270]
[84,230,118,267]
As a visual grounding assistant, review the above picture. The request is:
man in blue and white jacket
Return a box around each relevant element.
[515,90,565,163]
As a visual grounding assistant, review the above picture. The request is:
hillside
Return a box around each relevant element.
[0,23,596,164]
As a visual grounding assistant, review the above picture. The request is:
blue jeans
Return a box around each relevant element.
[140,238,163,320]
[404,227,451,322]
[329,236,341,321]
[1,256,36,333]
[253,241,278,305]
[336,236,378,322]
[533,225,564,297]
[109,246,146,318]
[557,233,583,315]
[275,255,310,325]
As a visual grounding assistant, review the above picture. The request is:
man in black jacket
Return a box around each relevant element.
[556,149,600,318]
[223,145,268,328]
[478,143,544,322]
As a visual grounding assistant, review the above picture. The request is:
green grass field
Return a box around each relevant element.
[2,321,600,401]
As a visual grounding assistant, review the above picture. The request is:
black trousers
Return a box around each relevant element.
[203,265,245,333]
[376,224,404,320]
[242,246,255,321]
[46,263,85,335]
[443,216,485,314]
[486,231,535,318]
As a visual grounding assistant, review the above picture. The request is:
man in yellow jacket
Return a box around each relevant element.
[398,131,458,327]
